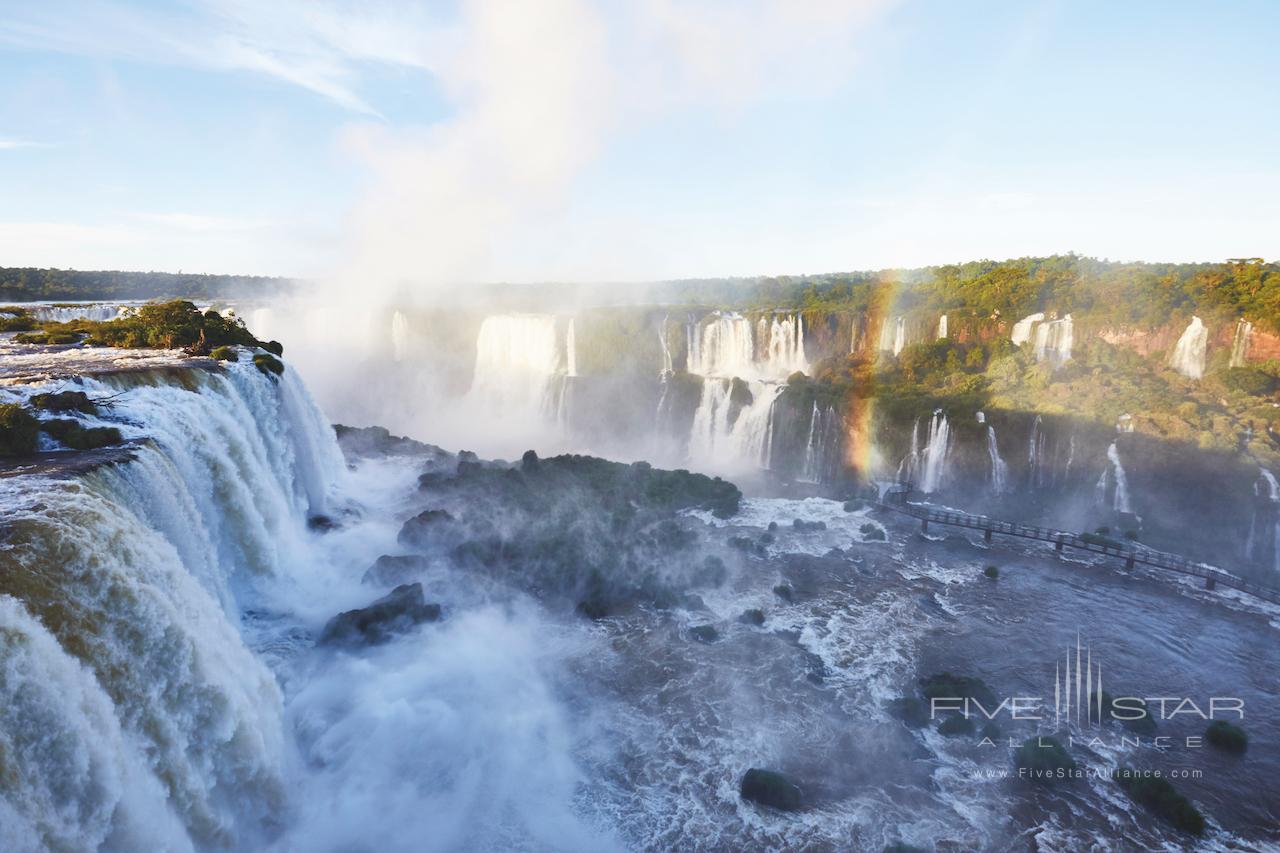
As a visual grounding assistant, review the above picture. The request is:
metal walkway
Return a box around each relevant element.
[880,494,1280,607]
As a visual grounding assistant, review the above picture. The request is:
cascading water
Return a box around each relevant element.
[878,316,907,356]
[1246,468,1280,572]
[27,303,135,323]
[1032,314,1073,365]
[565,318,578,378]
[1231,319,1253,368]
[896,418,921,485]
[391,310,410,362]
[937,314,948,339]
[1011,312,1045,346]
[918,411,952,494]
[799,402,840,484]
[1027,415,1048,489]
[0,360,344,849]
[469,314,572,426]
[1169,316,1208,379]
[687,379,782,473]
[686,312,807,380]
[986,425,1009,495]
[1095,442,1133,514]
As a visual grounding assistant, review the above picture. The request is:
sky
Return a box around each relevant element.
[0,0,1277,283]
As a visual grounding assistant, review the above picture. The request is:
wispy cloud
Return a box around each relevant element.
[0,137,48,150]
[133,212,278,233]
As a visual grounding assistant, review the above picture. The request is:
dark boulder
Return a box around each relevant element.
[690,624,719,643]
[739,608,765,626]
[319,583,441,647]
[740,768,803,811]
[773,584,795,603]
[398,509,465,551]
[30,390,96,414]
[363,554,431,587]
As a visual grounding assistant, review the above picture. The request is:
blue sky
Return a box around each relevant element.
[0,0,1277,282]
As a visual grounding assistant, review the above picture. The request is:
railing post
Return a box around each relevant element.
[921,518,928,534]
[984,528,992,543]
[1205,577,1217,591]
[1124,554,1135,569]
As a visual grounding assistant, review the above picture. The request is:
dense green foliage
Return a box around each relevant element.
[1114,768,1205,836]
[0,267,287,302]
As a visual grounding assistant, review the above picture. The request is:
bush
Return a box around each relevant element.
[262,339,284,356]
[1222,366,1277,397]
[15,331,79,345]
[1204,720,1247,754]
[0,404,39,456]
[1114,768,1205,836]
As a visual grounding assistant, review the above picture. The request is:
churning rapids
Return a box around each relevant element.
[1,358,1278,851]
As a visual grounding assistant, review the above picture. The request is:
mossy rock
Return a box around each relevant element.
[253,352,285,377]
[1204,720,1247,754]
[1014,736,1076,777]
[1115,768,1205,836]
[0,404,39,457]
[773,583,795,603]
[262,339,284,356]
[739,608,766,626]
[210,345,238,361]
[983,565,999,579]
[860,522,886,541]
[739,768,803,811]
[39,419,123,450]
[30,391,96,414]
[15,331,80,345]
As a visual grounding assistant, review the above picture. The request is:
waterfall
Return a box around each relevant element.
[1247,468,1280,572]
[937,314,948,339]
[28,303,135,323]
[390,310,409,362]
[469,315,571,423]
[565,318,577,378]
[878,316,907,356]
[686,312,807,380]
[987,426,1009,495]
[0,360,344,847]
[1095,442,1133,514]
[1169,316,1208,379]
[918,411,952,494]
[687,379,782,472]
[1028,415,1048,489]
[1011,312,1045,346]
[657,315,674,377]
[1230,319,1253,368]
[1033,315,1073,365]
[799,402,839,484]
[896,418,921,485]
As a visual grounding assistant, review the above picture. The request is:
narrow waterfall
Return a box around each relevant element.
[937,314,948,339]
[1027,415,1048,489]
[0,361,345,848]
[1169,316,1208,379]
[1011,312,1045,346]
[896,418,921,485]
[918,411,952,494]
[1095,442,1133,514]
[799,402,840,484]
[758,313,808,377]
[1231,319,1253,368]
[1247,468,1280,572]
[687,379,782,472]
[390,310,409,361]
[987,425,1009,495]
[469,314,570,423]
[565,318,578,378]
[658,315,674,377]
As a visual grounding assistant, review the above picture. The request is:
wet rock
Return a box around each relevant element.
[773,584,795,603]
[319,583,441,647]
[680,594,709,612]
[689,624,719,643]
[398,509,465,551]
[859,522,886,541]
[792,518,827,532]
[363,554,431,587]
[30,390,96,414]
[937,715,975,737]
[307,514,337,532]
[889,697,929,728]
[739,608,765,626]
[740,768,803,811]
[1204,720,1247,754]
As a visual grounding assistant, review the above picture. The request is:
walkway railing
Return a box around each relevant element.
[878,489,1280,607]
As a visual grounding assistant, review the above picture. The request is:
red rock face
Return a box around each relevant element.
[1245,327,1280,362]
[1097,324,1182,357]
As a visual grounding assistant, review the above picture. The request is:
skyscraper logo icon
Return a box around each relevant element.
[1054,633,1104,727]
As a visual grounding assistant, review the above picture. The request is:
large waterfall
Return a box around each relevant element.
[798,401,841,484]
[0,361,344,849]
[686,312,807,380]
[687,379,782,473]
[898,411,951,494]
[1012,312,1072,364]
[1169,316,1208,379]
[469,314,573,425]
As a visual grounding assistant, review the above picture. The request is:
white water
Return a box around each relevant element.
[1169,316,1208,379]
[878,316,907,356]
[986,425,1009,495]
[1247,468,1280,573]
[1231,319,1253,368]
[469,314,572,427]
[1032,314,1073,365]
[686,312,807,380]
[936,314,948,339]
[27,303,136,323]
[1010,312,1044,346]
[799,401,840,484]
[1095,442,1133,514]
[390,310,410,362]
[565,318,578,378]
[687,378,782,473]
[1028,415,1048,489]
[917,411,952,494]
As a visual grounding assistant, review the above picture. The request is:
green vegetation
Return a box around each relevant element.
[0,266,287,302]
[0,404,39,456]
[39,419,123,450]
[1114,768,1205,836]
[253,353,285,377]
[1204,720,1247,754]
[30,391,96,414]
[210,346,238,361]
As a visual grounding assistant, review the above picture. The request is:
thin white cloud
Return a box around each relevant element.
[133,212,278,232]
[0,137,48,150]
